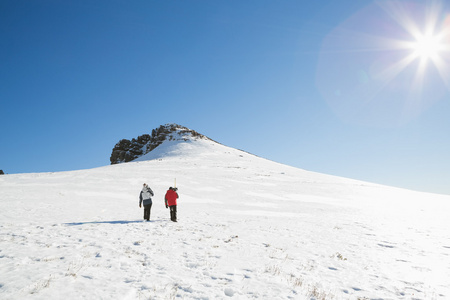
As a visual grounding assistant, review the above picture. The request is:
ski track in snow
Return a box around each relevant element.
[1,137,450,299]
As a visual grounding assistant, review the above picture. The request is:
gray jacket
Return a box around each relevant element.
[139,186,154,206]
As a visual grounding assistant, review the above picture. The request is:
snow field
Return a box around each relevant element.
[1,137,450,299]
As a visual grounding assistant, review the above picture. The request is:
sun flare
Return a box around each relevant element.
[398,3,450,75]
[382,0,450,90]
[316,0,450,127]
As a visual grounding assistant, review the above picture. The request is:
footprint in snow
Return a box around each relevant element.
[224,235,238,243]
[378,243,395,248]
[224,288,235,297]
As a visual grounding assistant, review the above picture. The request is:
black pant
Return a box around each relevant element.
[169,205,177,222]
[144,203,152,221]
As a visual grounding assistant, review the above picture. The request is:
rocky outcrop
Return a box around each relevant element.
[110,124,209,164]
[0,170,4,175]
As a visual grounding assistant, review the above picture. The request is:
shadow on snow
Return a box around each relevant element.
[64,219,165,226]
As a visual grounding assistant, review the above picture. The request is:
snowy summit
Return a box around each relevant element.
[0,124,449,299]
[110,124,210,164]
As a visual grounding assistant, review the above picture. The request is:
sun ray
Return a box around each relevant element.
[373,52,416,82]
[431,54,450,90]
[412,54,428,94]
[377,1,422,40]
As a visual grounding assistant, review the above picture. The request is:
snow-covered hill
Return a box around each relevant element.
[1,127,449,299]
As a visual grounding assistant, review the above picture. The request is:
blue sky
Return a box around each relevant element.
[1,0,449,195]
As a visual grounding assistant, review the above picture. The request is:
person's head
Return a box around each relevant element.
[169,187,173,190]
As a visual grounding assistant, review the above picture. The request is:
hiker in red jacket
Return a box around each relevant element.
[165,187,179,222]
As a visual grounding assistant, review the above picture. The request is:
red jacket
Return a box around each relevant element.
[165,189,179,206]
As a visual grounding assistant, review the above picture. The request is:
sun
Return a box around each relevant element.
[395,1,450,72]
[383,1,450,89]
[410,32,444,61]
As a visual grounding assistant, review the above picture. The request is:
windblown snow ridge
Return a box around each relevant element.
[110,124,211,164]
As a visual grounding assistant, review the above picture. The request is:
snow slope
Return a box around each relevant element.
[1,135,450,299]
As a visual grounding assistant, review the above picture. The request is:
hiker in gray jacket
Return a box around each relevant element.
[139,183,154,221]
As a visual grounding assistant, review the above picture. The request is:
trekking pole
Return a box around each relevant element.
[174,178,176,189]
